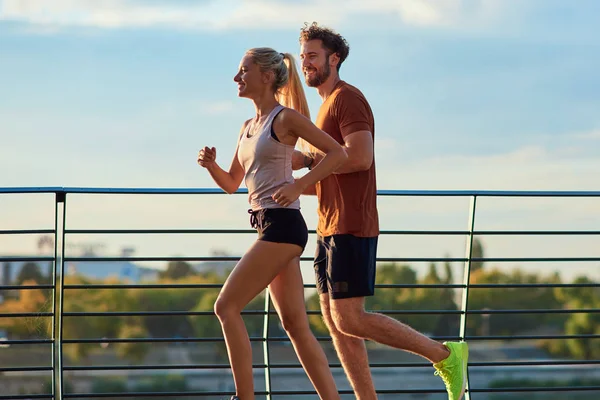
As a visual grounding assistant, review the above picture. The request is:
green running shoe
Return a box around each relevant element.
[433,341,469,400]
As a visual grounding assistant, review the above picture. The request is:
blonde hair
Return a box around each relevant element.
[246,47,313,151]
[246,47,310,119]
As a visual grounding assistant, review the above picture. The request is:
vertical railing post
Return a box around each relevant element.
[460,195,477,400]
[53,191,66,400]
[262,289,272,400]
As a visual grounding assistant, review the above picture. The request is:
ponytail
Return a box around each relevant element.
[278,53,314,153]
[277,53,310,120]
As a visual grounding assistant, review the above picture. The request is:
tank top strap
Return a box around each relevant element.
[264,104,286,130]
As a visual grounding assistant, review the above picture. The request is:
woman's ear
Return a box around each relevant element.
[262,70,275,85]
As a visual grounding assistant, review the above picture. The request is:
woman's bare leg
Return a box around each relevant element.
[214,240,301,400]
[269,257,340,400]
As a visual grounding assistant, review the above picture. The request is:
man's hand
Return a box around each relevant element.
[272,181,305,207]
[292,150,314,171]
[198,146,217,168]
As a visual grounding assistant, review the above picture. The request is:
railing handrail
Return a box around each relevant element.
[2,186,600,197]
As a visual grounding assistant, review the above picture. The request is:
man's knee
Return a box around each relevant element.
[330,299,366,337]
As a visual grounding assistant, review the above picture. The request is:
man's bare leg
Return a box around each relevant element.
[330,297,450,364]
[320,294,377,400]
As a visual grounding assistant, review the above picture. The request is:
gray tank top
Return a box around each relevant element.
[237,105,300,211]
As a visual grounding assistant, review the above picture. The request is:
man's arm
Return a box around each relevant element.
[293,130,373,174]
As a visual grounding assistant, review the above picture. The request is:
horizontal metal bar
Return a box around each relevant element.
[61,336,338,344]
[64,256,245,262]
[62,310,257,317]
[62,337,243,344]
[471,283,600,288]
[5,186,600,197]
[62,309,467,317]
[0,285,54,290]
[475,230,600,235]
[56,386,600,398]
[64,283,225,289]
[470,387,600,393]
[0,396,53,400]
[0,366,53,372]
[65,228,471,235]
[62,359,600,372]
[66,228,259,234]
[61,389,448,398]
[59,332,600,345]
[466,308,600,315]
[62,255,600,263]
[0,186,65,194]
[471,257,600,262]
[470,360,600,367]
[0,339,53,345]
[64,228,600,236]
[0,256,54,262]
[0,312,53,318]
[0,229,55,235]
[62,282,596,291]
[63,256,469,262]
[465,334,600,340]
[62,283,465,290]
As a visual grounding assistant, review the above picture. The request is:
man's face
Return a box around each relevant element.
[300,39,332,87]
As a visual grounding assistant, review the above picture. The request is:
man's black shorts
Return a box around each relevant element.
[248,208,308,250]
[314,234,378,299]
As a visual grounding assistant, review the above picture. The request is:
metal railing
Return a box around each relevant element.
[1,187,600,399]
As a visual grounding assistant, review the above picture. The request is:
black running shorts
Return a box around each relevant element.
[248,208,309,250]
[314,234,378,299]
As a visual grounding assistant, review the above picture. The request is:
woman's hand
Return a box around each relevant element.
[272,181,306,207]
[197,146,217,168]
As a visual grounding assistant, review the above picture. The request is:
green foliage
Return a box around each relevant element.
[91,377,128,393]
[552,276,600,360]
[116,324,151,363]
[132,374,188,392]
[160,261,196,280]
[2,238,597,365]
[470,238,485,273]
[16,262,46,285]
[468,268,565,336]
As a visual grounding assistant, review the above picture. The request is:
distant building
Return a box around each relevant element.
[0,256,158,284]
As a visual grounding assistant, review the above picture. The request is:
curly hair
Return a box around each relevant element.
[299,22,350,71]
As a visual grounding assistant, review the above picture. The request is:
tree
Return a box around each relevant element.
[553,276,600,360]
[470,238,485,273]
[160,261,196,280]
[468,267,564,337]
[116,324,150,363]
[16,262,44,285]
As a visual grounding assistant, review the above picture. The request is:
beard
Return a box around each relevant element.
[305,62,331,87]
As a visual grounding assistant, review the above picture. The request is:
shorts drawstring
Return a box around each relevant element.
[248,208,266,230]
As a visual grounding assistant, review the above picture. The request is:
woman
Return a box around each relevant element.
[197,47,347,400]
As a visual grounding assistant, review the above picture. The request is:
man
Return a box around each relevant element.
[292,22,469,400]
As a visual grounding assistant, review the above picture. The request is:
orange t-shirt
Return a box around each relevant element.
[315,80,379,238]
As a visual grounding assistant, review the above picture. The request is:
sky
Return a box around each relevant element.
[1,0,599,283]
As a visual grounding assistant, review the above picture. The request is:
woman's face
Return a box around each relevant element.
[233,54,267,99]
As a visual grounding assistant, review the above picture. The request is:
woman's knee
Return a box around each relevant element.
[213,294,240,321]
[279,312,310,338]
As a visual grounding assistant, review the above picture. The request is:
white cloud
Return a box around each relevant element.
[198,100,235,115]
[0,0,513,32]
[376,135,600,193]
[572,129,600,140]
